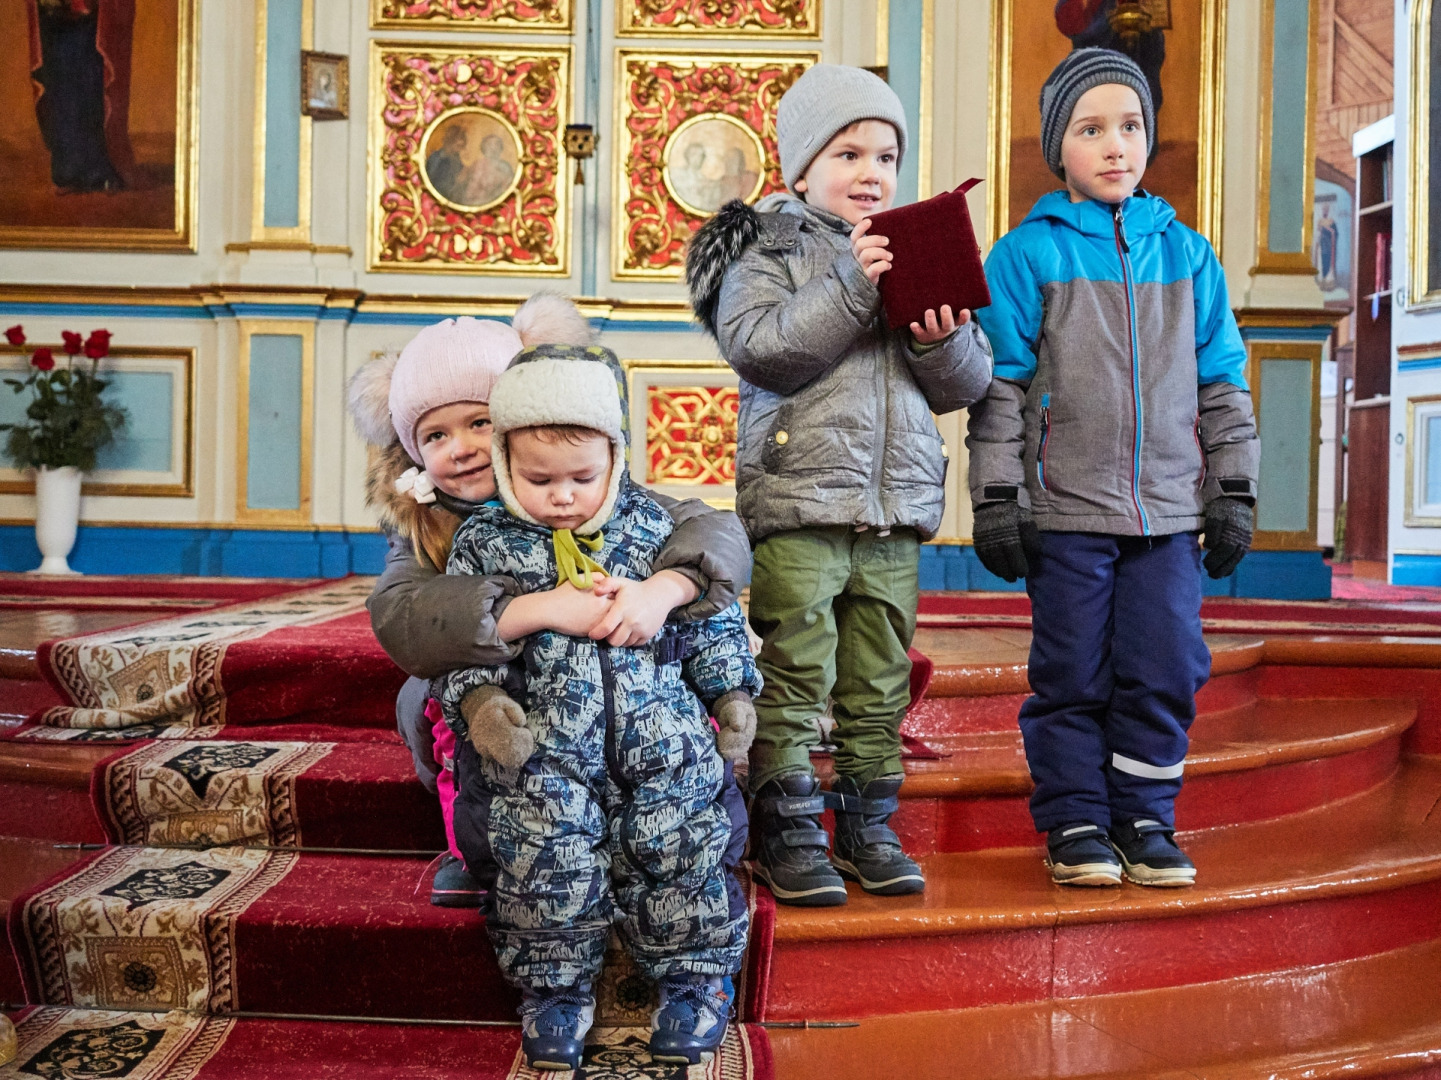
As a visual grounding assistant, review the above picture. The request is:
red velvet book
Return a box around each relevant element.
[867,178,991,331]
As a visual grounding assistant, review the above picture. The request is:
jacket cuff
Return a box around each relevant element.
[1202,476,1257,505]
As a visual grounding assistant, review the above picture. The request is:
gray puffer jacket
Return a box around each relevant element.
[687,195,993,542]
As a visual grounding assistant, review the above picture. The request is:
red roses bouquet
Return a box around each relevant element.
[1,325,127,472]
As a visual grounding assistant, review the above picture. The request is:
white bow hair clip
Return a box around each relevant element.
[395,467,437,505]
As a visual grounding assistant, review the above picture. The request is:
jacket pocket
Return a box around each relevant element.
[1037,393,1052,491]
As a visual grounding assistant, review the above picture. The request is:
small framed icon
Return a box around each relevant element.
[301,51,349,120]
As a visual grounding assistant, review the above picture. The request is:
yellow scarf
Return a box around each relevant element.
[553,528,606,588]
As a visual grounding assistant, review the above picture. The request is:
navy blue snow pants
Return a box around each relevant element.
[1019,531,1211,833]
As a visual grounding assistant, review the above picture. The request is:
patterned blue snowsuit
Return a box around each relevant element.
[439,481,762,993]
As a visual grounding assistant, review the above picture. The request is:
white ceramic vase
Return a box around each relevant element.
[33,465,83,575]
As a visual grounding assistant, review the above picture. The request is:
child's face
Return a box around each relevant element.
[415,401,496,503]
[794,120,899,225]
[1060,83,1147,205]
[508,428,613,532]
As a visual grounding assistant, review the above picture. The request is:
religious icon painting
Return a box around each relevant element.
[0,0,198,251]
[369,43,571,275]
[614,50,817,280]
[617,0,821,37]
[370,0,573,31]
[301,51,349,121]
[989,0,1221,248]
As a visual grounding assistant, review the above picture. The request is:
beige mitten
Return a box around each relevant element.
[713,690,757,762]
[461,684,533,768]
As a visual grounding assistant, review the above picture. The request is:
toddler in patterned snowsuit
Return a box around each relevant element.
[438,343,761,1072]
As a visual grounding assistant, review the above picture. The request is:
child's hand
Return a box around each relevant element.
[587,570,697,647]
[910,305,971,345]
[538,576,616,637]
[850,218,893,285]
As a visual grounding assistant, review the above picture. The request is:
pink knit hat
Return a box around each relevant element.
[388,316,522,464]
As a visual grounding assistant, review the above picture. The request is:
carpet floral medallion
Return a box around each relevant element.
[98,741,336,848]
[2,1008,234,1080]
[14,847,297,1013]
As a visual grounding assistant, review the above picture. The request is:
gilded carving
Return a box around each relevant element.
[370,44,571,275]
[647,386,739,485]
[618,0,821,36]
[372,0,573,30]
[615,51,816,279]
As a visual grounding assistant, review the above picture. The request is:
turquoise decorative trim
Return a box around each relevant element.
[1393,554,1441,587]
[0,526,388,578]
[918,544,1332,599]
[1399,356,1441,371]
[263,0,304,229]
[1237,325,1335,342]
[246,334,304,511]
[888,0,924,206]
[1267,0,1310,254]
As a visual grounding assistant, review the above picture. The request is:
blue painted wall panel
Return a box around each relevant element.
[888,0,923,206]
[264,0,304,229]
[94,371,174,473]
[1256,358,1313,533]
[1267,0,1310,253]
[246,335,304,511]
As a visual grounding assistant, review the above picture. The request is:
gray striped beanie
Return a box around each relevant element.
[777,64,908,192]
[1039,48,1155,179]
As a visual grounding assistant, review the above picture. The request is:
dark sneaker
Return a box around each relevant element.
[827,775,925,896]
[1045,823,1123,886]
[430,854,484,908]
[649,973,734,1065]
[520,985,595,1071]
[1110,819,1196,887]
[750,772,848,906]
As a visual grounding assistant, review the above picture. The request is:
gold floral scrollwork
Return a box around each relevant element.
[615,50,818,280]
[647,386,739,485]
[371,0,573,30]
[369,43,571,275]
[619,0,821,37]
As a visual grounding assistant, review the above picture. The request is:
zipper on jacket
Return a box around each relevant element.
[1113,205,1151,535]
[1038,393,1052,491]
[1193,414,1207,487]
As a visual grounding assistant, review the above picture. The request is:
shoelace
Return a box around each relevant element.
[656,982,725,1032]
[523,989,592,1035]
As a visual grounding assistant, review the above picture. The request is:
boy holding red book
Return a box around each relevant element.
[687,64,993,906]
[968,49,1259,887]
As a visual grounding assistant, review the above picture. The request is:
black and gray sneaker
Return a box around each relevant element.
[827,775,925,895]
[1110,819,1196,887]
[750,772,849,906]
[1045,822,1123,886]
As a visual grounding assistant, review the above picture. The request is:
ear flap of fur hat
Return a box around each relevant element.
[512,292,595,349]
[489,344,630,536]
[347,350,403,450]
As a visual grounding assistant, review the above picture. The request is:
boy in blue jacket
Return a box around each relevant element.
[967,49,1259,887]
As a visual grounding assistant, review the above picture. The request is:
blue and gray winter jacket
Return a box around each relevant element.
[967,190,1259,536]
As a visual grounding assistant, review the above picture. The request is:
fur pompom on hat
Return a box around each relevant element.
[777,64,908,192]
[489,343,630,536]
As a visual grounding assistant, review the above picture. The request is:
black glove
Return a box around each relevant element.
[972,500,1042,583]
[1202,497,1253,579]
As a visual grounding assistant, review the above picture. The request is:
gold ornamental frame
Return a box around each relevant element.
[622,358,738,511]
[417,107,526,214]
[985,0,1225,252]
[1405,393,1441,528]
[0,347,196,499]
[1409,0,1441,308]
[367,42,573,276]
[660,113,768,219]
[612,48,819,281]
[616,0,821,38]
[369,0,574,31]
[0,0,199,253]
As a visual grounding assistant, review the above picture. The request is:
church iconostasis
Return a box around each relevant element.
[370,0,574,31]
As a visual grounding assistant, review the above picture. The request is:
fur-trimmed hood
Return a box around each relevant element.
[686,193,833,338]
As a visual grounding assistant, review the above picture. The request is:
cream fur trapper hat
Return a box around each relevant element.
[488,343,631,536]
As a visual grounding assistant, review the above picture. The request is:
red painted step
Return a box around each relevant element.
[760,755,1441,1021]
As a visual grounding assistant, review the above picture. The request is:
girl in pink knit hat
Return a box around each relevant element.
[348,294,754,906]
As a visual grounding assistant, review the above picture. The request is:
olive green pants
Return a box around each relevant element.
[748,526,920,790]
